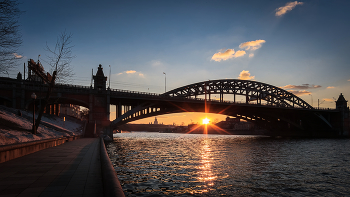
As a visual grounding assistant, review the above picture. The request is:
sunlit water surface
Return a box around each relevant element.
[106,132,350,196]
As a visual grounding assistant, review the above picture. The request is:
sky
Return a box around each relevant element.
[5,0,350,125]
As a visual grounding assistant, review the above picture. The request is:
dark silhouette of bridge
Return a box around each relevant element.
[0,65,348,138]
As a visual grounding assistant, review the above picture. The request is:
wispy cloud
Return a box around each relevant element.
[151,60,163,67]
[117,70,145,77]
[239,40,266,51]
[211,49,236,62]
[233,50,246,58]
[275,1,303,16]
[212,39,265,61]
[126,70,136,74]
[348,79,350,81]
[287,90,310,96]
[327,86,335,89]
[323,98,334,102]
[281,84,321,89]
[238,70,255,80]
[13,53,22,58]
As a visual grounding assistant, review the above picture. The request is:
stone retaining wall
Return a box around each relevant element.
[0,135,82,163]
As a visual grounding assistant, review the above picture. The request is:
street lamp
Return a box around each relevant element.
[163,72,166,93]
[31,93,37,134]
[309,94,313,107]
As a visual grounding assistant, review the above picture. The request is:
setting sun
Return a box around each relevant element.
[202,118,210,125]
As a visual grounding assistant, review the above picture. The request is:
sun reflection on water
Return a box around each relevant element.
[193,138,218,194]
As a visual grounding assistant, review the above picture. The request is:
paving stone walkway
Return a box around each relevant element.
[0,138,103,197]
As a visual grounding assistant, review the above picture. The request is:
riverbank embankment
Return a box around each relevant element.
[0,138,125,197]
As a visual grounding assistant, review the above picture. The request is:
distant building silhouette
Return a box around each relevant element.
[154,117,158,124]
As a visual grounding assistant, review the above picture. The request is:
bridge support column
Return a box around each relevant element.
[117,102,122,118]
[106,90,110,122]
[89,91,93,122]
[20,83,25,109]
[12,84,16,108]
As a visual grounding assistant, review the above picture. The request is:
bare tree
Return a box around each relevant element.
[45,31,75,84]
[0,0,22,74]
[34,31,75,133]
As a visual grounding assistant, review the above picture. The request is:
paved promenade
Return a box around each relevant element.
[0,138,103,197]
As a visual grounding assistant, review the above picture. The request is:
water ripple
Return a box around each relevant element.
[107,132,350,196]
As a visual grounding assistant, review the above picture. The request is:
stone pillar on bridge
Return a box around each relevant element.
[85,64,111,138]
[336,93,349,136]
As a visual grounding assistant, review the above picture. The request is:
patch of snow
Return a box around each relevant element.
[0,106,85,146]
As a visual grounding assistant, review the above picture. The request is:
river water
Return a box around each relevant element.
[106,132,350,196]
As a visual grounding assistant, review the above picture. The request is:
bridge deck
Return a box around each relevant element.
[0,138,103,197]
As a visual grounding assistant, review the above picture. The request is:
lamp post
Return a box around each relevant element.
[163,72,166,93]
[309,94,313,107]
[109,65,111,89]
[31,93,37,134]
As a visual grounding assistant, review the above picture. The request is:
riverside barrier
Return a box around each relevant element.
[100,137,125,197]
[0,135,82,163]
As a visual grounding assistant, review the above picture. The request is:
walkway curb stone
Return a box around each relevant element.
[100,137,125,197]
[0,138,103,197]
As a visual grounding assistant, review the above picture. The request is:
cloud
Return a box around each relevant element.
[233,50,246,58]
[211,48,248,62]
[287,90,310,96]
[281,84,322,89]
[211,49,236,62]
[327,86,335,89]
[13,53,22,58]
[239,40,266,51]
[275,1,304,16]
[249,54,254,58]
[238,70,255,80]
[126,70,136,74]
[323,98,334,102]
[348,79,350,81]
[117,70,145,77]
[151,60,163,67]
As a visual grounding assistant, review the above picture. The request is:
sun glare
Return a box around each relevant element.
[202,118,210,125]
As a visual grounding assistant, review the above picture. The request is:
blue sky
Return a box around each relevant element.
[7,0,350,124]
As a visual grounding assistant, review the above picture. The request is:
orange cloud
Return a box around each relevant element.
[323,98,334,102]
[282,84,321,89]
[238,70,255,80]
[327,86,335,89]
[211,49,236,62]
[239,40,266,51]
[117,70,145,77]
[275,1,304,16]
[287,90,310,96]
[249,53,254,58]
[13,53,22,58]
[233,50,246,58]
[126,70,136,74]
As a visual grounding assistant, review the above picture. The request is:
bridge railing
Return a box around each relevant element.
[0,78,337,111]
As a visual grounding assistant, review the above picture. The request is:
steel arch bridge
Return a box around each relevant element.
[111,79,337,136]
[162,79,313,109]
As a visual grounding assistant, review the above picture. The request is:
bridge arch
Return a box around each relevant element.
[162,79,313,109]
[111,79,332,135]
